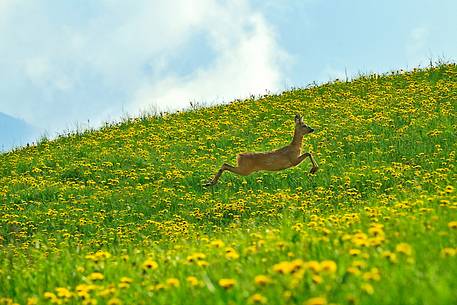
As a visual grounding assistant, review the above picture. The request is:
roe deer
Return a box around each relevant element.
[204,114,319,186]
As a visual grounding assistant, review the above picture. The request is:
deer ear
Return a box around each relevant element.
[294,114,301,123]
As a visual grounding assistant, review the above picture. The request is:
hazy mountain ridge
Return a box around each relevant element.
[0,112,40,151]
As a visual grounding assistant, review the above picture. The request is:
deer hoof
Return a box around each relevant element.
[310,167,318,174]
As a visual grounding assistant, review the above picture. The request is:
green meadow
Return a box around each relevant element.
[1,64,456,305]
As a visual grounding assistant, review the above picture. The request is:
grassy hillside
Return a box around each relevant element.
[1,64,456,305]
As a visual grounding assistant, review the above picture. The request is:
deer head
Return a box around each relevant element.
[294,114,314,135]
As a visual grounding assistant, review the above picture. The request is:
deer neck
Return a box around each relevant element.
[290,128,303,149]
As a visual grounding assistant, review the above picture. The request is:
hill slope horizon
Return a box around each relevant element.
[0,63,456,305]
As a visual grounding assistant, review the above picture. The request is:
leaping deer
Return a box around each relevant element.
[204,114,319,186]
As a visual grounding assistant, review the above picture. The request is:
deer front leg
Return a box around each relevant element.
[292,152,319,174]
[308,152,319,174]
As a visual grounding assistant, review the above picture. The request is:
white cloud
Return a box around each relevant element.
[22,57,73,91]
[131,4,288,112]
[0,0,288,135]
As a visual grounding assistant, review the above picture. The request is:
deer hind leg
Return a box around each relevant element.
[204,163,252,186]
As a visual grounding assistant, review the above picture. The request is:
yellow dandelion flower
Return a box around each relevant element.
[254,275,272,286]
[361,283,374,295]
[441,247,456,257]
[304,260,321,273]
[304,296,327,305]
[120,277,133,284]
[349,249,362,256]
[250,293,267,304]
[27,297,38,305]
[218,278,236,289]
[362,268,381,281]
[352,232,369,246]
[352,260,367,269]
[44,292,57,300]
[381,251,398,263]
[76,266,85,273]
[273,260,303,274]
[290,259,305,273]
[166,278,180,287]
[225,247,240,260]
[440,199,450,206]
[186,276,200,287]
[273,261,293,274]
[85,251,111,262]
[155,284,166,291]
[107,298,122,305]
[196,260,209,267]
[142,259,158,270]
[98,285,116,297]
[77,291,90,300]
[187,252,206,263]
[118,282,130,289]
[87,272,104,281]
[448,221,457,229]
[395,243,412,256]
[95,250,111,259]
[444,185,454,193]
[312,274,323,284]
[82,298,98,305]
[320,260,337,273]
[210,239,225,248]
[76,284,96,294]
[369,236,385,247]
[368,224,384,237]
[245,245,258,254]
[55,287,72,298]
[346,267,361,276]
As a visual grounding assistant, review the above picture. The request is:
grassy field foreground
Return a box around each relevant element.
[0,64,456,305]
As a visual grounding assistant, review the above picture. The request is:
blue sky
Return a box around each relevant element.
[0,0,456,140]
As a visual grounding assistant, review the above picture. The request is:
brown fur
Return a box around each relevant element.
[204,114,319,186]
